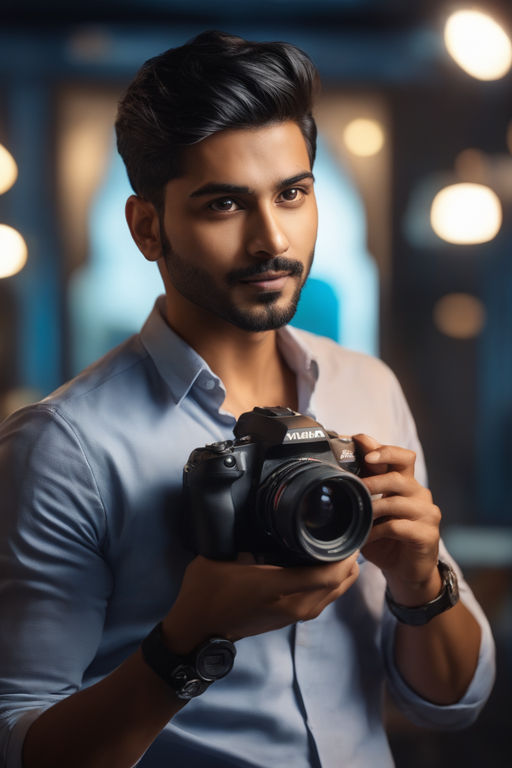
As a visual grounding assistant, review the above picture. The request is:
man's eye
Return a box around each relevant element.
[281,188,304,202]
[208,198,238,212]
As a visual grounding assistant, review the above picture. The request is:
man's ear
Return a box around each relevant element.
[125,195,162,262]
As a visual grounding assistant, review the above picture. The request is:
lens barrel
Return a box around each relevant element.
[259,460,372,562]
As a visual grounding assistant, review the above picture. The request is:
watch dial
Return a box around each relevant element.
[196,639,236,681]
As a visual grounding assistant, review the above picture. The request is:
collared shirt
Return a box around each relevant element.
[0,298,495,768]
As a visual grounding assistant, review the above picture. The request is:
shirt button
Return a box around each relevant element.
[202,378,216,391]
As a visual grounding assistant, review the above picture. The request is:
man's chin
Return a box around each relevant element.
[225,300,299,332]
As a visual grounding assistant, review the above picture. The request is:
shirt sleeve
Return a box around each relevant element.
[0,405,113,768]
[381,540,496,729]
[380,374,496,727]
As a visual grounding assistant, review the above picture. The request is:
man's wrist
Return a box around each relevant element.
[385,565,442,607]
[385,561,460,626]
[160,605,219,656]
[141,622,236,700]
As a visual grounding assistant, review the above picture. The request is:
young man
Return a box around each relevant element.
[0,31,494,768]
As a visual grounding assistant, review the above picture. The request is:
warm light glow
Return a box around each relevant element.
[433,293,486,339]
[343,118,385,157]
[444,10,512,80]
[0,224,28,277]
[0,144,18,194]
[430,183,502,244]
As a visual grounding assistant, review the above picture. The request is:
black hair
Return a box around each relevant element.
[115,30,319,209]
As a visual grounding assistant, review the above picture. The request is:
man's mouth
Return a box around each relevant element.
[239,271,293,291]
[240,270,292,283]
[227,257,304,287]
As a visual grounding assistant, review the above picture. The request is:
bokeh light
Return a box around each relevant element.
[0,224,28,278]
[343,118,385,157]
[0,144,18,195]
[444,9,512,80]
[430,183,502,244]
[433,293,486,339]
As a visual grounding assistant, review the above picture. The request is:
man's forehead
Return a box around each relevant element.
[174,121,312,192]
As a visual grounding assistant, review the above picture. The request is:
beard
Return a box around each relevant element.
[159,225,312,332]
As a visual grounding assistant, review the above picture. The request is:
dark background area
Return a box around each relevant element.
[0,1,510,765]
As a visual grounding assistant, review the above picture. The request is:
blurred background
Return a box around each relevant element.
[0,0,510,764]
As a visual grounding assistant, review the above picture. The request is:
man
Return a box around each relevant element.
[0,31,495,768]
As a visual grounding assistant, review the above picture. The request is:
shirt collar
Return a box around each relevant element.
[276,324,319,383]
[276,325,320,416]
[139,297,223,406]
[139,297,319,409]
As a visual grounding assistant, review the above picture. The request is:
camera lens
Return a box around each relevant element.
[259,461,372,563]
[301,483,352,542]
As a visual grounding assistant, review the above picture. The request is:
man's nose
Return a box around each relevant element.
[245,204,290,258]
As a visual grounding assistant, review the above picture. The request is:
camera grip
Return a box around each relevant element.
[184,456,243,560]
[191,484,238,560]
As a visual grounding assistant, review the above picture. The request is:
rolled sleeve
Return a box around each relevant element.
[0,406,113,767]
[382,542,496,729]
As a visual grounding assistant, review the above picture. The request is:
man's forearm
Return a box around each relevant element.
[22,553,361,768]
[22,649,186,768]
[393,599,481,705]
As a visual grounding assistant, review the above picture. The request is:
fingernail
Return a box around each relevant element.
[365,451,381,462]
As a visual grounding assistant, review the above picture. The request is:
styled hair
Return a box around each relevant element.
[115,30,319,208]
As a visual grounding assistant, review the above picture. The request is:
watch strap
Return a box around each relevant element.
[141,622,236,700]
[385,560,460,626]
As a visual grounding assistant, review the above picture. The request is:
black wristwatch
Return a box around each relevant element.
[141,622,236,700]
[385,561,460,626]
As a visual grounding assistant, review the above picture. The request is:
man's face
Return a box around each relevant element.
[159,121,318,332]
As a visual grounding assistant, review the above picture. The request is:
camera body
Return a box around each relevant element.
[183,406,373,566]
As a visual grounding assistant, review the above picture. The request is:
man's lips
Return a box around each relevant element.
[239,271,293,290]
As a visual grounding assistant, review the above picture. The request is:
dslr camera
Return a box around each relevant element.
[183,407,373,566]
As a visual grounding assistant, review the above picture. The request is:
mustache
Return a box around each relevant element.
[227,257,304,285]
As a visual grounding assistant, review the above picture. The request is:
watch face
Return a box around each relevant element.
[140,624,236,699]
[196,639,236,681]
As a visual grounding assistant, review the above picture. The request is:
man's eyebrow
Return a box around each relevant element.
[279,172,315,189]
[189,172,315,198]
[189,182,251,198]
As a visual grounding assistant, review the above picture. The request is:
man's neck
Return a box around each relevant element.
[163,296,298,419]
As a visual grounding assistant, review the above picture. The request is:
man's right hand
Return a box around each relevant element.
[161,552,360,654]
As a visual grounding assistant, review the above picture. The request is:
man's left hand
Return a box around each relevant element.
[354,433,442,605]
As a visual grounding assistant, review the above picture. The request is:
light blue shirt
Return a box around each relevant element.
[0,298,495,768]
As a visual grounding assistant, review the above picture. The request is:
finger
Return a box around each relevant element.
[304,563,360,617]
[365,517,439,549]
[371,496,440,525]
[364,444,416,476]
[353,433,381,451]
[270,552,360,597]
[353,434,388,475]
[362,471,425,499]
[283,560,360,622]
